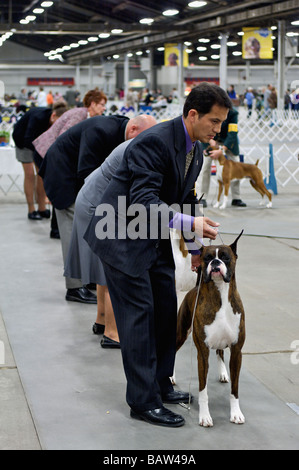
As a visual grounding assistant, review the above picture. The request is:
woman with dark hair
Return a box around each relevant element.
[12,101,68,220]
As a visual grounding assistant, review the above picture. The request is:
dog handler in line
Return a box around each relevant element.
[85,83,232,427]
[200,107,247,208]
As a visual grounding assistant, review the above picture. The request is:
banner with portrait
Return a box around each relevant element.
[164,44,189,67]
[242,27,273,59]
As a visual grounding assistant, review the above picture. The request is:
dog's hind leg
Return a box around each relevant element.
[216,349,229,383]
[213,181,223,208]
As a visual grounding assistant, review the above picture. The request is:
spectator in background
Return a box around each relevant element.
[47,91,54,107]
[269,86,278,127]
[17,88,27,113]
[227,84,236,99]
[245,87,254,118]
[262,84,272,118]
[284,89,291,110]
[64,86,77,107]
[37,87,47,107]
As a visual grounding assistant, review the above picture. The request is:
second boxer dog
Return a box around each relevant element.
[176,231,245,427]
[206,146,272,209]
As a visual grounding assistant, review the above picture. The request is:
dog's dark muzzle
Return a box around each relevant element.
[210,259,221,272]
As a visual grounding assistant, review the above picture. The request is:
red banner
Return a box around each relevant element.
[27,77,74,86]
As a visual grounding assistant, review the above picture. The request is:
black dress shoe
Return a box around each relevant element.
[92,323,105,335]
[50,229,60,239]
[85,283,96,290]
[65,287,97,304]
[28,211,42,220]
[100,335,120,349]
[231,199,247,207]
[201,199,207,208]
[130,406,185,427]
[38,209,51,218]
[162,390,193,404]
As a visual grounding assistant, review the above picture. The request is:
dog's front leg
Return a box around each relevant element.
[229,344,245,424]
[195,342,213,427]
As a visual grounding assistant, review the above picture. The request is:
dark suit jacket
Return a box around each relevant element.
[12,107,52,150]
[84,115,203,277]
[39,115,129,210]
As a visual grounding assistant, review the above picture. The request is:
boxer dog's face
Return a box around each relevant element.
[202,246,235,283]
[200,231,243,283]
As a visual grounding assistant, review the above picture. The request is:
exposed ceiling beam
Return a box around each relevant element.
[0,22,186,34]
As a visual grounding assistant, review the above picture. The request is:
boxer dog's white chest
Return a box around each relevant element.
[204,276,241,350]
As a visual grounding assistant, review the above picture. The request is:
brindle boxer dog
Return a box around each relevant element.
[176,231,245,427]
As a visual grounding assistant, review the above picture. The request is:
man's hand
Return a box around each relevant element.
[193,216,219,240]
[208,148,222,160]
[191,254,201,272]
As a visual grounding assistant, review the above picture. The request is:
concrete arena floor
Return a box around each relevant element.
[0,180,298,450]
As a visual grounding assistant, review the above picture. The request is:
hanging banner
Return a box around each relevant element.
[164,44,189,67]
[242,27,273,59]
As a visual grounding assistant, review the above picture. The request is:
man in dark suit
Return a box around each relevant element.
[39,114,157,304]
[84,83,232,426]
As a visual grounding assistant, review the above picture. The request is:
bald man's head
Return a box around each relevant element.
[125,114,157,140]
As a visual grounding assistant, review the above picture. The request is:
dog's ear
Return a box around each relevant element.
[230,229,244,256]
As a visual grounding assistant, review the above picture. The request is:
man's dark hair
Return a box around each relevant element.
[183,82,232,117]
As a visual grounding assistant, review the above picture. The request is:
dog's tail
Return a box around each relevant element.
[255,159,260,166]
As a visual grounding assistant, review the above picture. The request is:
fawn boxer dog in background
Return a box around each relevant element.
[206,146,272,209]
[176,231,245,427]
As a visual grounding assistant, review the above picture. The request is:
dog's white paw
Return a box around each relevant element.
[199,409,213,427]
[230,396,245,424]
[213,201,220,208]
[266,201,272,208]
[199,389,213,427]
[219,203,227,210]
[219,371,229,383]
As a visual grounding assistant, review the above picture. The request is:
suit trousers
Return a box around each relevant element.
[55,204,83,290]
[102,243,177,412]
[200,150,241,200]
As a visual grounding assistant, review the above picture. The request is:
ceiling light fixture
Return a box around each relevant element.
[111,29,123,34]
[99,33,110,38]
[139,18,154,25]
[163,9,179,16]
[41,1,53,7]
[188,1,207,8]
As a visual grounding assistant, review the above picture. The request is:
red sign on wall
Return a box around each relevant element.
[27,77,75,86]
